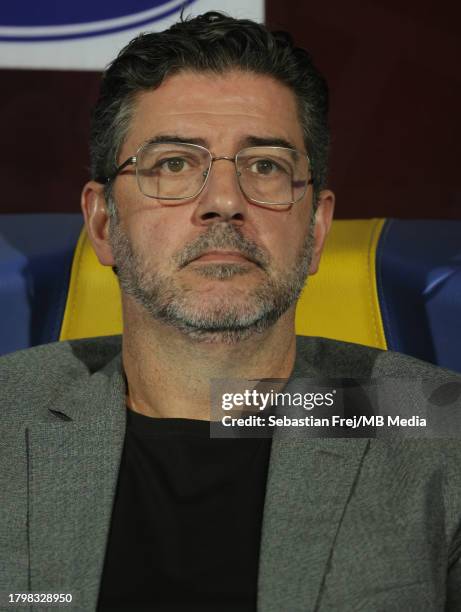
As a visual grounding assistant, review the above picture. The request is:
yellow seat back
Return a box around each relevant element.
[295,218,387,348]
[60,228,123,341]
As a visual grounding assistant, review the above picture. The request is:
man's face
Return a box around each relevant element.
[100,70,333,342]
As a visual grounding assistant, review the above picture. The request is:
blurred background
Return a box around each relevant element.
[0,0,460,219]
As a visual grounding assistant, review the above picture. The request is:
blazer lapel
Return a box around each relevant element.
[258,434,369,612]
[26,354,126,610]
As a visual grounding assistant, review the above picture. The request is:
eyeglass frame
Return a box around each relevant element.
[96,140,314,206]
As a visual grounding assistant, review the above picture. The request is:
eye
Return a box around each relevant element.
[159,157,188,173]
[248,158,286,176]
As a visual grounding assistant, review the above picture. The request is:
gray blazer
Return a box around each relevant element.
[1,335,461,611]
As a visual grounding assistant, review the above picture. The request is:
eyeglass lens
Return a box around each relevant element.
[136,143,309,205]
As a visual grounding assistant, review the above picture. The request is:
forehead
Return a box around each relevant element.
[123,70,305,153]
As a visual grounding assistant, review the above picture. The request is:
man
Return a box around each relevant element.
[1,11,461,612]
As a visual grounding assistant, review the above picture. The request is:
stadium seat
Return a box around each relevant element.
[1,214,460,373]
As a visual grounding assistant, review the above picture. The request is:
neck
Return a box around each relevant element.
[122,300,297,421]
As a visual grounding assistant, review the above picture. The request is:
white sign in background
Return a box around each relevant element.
[0,0,264,71]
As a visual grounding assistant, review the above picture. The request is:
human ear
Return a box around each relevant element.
[80,181,116,266]
[308,190,335,275]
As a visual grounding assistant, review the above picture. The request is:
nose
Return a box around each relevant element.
[191,157,247,227]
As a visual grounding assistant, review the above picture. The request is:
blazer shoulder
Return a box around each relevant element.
[0,335,122,421]
[295,335,461,380]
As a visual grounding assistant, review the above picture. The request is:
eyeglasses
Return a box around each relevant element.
[98,141,313,206]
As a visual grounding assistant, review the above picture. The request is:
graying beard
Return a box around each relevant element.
[109,213,315,343]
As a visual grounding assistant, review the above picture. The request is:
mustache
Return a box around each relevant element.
[174,223,270,270]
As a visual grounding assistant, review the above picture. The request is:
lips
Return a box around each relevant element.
[175,229,268,270]
[190,250,254,264]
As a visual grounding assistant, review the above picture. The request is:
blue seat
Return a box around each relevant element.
[0,214,82,355]
[377,219,461,372]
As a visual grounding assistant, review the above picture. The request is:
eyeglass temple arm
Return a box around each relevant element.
[292,178,314,188]
[96,156,136,184]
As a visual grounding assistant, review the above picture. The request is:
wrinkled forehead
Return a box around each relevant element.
[121,69,305,155]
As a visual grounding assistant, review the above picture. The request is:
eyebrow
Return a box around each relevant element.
[243,136,299,150]
[145,135,208,147]
[144,134,300,151]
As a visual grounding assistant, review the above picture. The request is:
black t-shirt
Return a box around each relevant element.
[97,408,272,611]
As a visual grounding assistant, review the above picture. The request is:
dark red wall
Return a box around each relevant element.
[266,0,461,218]
[0,69,100,215]
[1,0,460,218]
